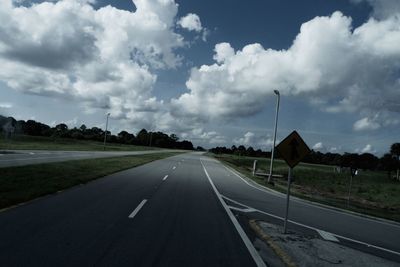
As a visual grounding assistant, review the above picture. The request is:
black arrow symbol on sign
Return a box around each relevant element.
[289,138,299,160]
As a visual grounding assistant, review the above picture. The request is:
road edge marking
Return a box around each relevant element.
[317,229,339,242]
[200,159,266,267]
[128,199,147,219]
[220,160,400,229]
[220,194,400,257]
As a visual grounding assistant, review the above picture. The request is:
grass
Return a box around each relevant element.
[0,135,159,151]
[212,153,400,222]
[0,152,181,209]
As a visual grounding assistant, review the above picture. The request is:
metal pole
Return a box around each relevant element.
[347,175,353,208]
[253,160,257,176]
[283,167,292,234]
[103,113,110,151]
[268,90,280,183]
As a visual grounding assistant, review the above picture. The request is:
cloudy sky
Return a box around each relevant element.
[0,0,399,155]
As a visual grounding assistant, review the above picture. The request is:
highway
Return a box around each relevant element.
[0,152,399,266]
[0,152,263,266]
[0,149,181,168]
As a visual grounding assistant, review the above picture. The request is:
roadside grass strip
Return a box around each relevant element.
[0,152,181,210]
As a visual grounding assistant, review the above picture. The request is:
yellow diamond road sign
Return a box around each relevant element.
[276,131,311,168]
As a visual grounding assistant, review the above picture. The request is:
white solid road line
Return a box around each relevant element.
[222,161,400,229]
[163,175,168,181]
[128,199,148,219]
[220,194,400,257]
[200,159,266,267]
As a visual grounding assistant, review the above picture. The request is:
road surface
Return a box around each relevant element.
[201,156,400,262]
[0,152,399,266]
[0,149,181,168]
[0,152,263,266]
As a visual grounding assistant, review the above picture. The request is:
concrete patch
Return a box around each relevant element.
[252,220,400,267]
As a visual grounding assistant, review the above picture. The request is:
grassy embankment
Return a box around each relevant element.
[0,152,181,210]
[212,153,400,222]
[0,134,158,151]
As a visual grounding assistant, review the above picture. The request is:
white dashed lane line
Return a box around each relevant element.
[128,199,147,219]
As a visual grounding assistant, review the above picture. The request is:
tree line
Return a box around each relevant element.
[210,143,400,179]
[0,115,194,150]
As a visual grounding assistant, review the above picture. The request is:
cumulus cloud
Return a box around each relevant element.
[312,142,326,152]
[177,13,203,32]
[353,117,380,131]
[353,112,399,131]
[172,11,400,129]
[0,0,185,125]
[356,144,377,154]
[352,0,400,19]
[233,131,276,149]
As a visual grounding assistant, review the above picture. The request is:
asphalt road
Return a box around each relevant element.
[1,152,399,266]
[200,156,400,262]
[0,149,181,168]
[0,152,262,266]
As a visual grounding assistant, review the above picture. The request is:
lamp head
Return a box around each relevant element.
[274,90,280,95]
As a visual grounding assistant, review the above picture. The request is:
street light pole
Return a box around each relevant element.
[103,113,110,151]
[267,90,280,184]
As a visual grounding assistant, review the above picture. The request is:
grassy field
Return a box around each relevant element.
[212,153,400,222]
[0,135,158,151]
[0,152,181,209]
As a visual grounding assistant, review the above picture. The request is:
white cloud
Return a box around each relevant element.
[353,112,399,131]
[356,144,377,154]
[177,13,203,32]
[0,103,12,109]
[353,117,381,131]
[233,131,275,150]
[172,11,400,129]
[312,142,326,152]
[351,0,400,19]
[213,43,235,63]
[0,0,186,125]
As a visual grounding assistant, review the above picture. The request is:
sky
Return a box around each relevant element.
[0,0,399,155]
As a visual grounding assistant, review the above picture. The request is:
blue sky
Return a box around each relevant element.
[0,0,399,155]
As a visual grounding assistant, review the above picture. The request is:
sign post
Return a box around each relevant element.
[347,167,358,208]
[283,167,292,234]
[253,160,257,176]
[276,130,310,234]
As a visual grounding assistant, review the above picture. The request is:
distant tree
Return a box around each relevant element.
[23,120,50,136]
[380,153,397,179]
[137,129,149,145]
[246,146,255,156]
[169,134,179,142]
[196,146,206,151]
[340,153,359,168]
[390,143,400,180]
[358,153,379,170]
[177,140,194,150]
[231,145,237,152]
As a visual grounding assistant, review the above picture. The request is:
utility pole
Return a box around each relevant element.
[267,90,280,184]
[103,113,110,151]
